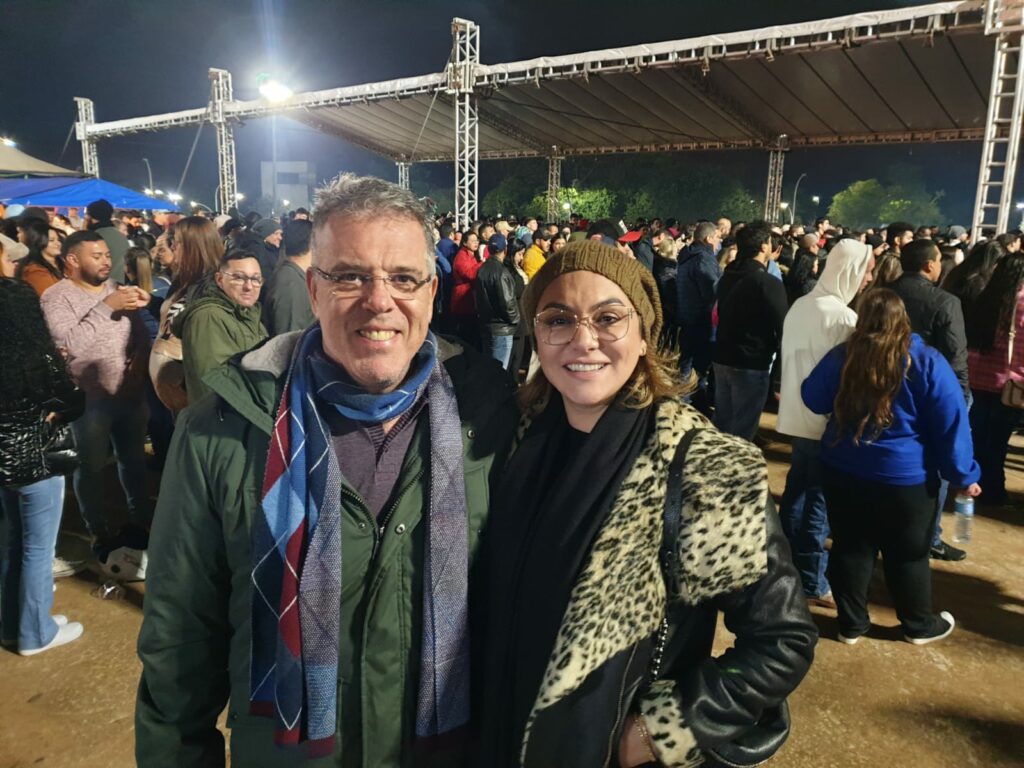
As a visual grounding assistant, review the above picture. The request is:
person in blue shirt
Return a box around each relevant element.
[801,288,980,646]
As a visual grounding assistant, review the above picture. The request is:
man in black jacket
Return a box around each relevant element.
[713,220,789,441]
[890,238,970,562]
[473,233,519,371]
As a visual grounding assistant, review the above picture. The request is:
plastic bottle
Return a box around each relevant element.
[953,494,974,543]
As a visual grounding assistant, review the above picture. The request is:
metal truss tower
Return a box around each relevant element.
[971,0,1024,242]
[209,69,238,214]
[74,97,99,177]
[449,18,480,229]
[546,154,563,223]
[763,135,788,223]
[397,161,411,190]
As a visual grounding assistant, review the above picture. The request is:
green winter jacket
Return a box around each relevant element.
[135,332,517,768]
[173,277,268,405]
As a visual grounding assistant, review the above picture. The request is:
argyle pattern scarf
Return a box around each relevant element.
[249,325,470,756]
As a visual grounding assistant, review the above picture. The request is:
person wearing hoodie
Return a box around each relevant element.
[713,220,789,440]
[777,239,875,609]
[675,221,722,404]
[174,248,268,405]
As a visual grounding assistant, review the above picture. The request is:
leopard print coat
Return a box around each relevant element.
[518,398,773,767]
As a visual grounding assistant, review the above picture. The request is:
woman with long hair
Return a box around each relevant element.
[479,240,816,767]
[14,220,64,296]
[504,237,531,380]
[802,289,980,645]
[0,279,85,655]
[964,252,1024,505]
[869,250,902,289]
[943,239,1005,308]
[450,229,483,350]
[150,216,223,415]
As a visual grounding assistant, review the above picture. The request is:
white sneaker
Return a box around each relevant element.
[53,615,68,626]
[19,622,84,656]
[99,546,147,581]
[52,556,83,579]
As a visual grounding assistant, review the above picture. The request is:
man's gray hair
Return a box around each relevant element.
[311,173,436,277]
[695,221,719,243]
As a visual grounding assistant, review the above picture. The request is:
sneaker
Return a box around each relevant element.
[929,541,966,561]
[808,592,837,610]
[53,615,68,626]
[905,611,955,645]
[18,622,84,656]
[52,556,84,579]
[838,631,863,645]
[98,546,147,581]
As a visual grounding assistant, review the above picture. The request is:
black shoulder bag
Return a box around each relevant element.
[654,428,791,768]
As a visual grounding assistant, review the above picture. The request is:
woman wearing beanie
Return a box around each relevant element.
[478,239,816,767]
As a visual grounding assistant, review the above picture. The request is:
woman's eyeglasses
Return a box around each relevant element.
[533,307,634,346]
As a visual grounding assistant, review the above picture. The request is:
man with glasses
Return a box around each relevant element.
[174,248,268,405]
[136,174,517,767]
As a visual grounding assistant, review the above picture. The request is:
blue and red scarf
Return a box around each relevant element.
[249,325,470,756]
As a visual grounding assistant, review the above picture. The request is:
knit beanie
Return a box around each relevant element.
[522,238,662,342]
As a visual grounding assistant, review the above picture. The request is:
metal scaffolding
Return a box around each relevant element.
[208,69,238,214]
[448,18,480,229]
[74,97,99,177]
[397,162,411,190]
[546,154,562,223]
[763,136,788,223]
[971,0,1024,241]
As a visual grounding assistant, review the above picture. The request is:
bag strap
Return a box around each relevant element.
[660,427,701,599]
[649,427,701,683]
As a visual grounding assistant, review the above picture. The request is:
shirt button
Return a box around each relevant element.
[467,429,475,439]
[395,524,407,535]
[358,521,367,530]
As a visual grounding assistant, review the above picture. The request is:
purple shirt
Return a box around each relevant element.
[325,395,426,519]
[40,280,149,400]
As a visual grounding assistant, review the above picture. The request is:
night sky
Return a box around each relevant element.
[2,0,993,222]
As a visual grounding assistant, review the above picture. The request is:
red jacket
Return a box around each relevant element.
[451,246,485,316]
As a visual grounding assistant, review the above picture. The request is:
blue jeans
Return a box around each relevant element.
[70,396,150,538]
[0,476,64,651]
[481,330,514,371]
[713,364,770,441]
[779,438,830,597]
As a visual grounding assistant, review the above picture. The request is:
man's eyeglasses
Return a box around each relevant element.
[312,266,431,300]
[534,307,635,346]
[220,271,263,286]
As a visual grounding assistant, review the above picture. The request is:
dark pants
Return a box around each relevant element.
[453,316,481,352]
[713,364,770,441]
[969,389,1019,505]
[823,468,939,638]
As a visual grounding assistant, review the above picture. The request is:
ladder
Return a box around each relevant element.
[972,1,1024,242]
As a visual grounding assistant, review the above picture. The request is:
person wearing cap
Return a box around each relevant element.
[85,199,131,284]
[478,238,816,767]
[238,217,283,293]
[619,228,653,271]
[472,233,520,370]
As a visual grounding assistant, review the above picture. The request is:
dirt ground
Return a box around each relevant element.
[1,412,1021,768]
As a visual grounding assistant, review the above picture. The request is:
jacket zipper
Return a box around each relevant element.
[352,469,424,561]
[604,642,641,768]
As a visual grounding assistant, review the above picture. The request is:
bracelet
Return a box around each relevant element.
[634,713,658,764]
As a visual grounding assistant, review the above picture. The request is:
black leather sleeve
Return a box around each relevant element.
[677,497,818,749]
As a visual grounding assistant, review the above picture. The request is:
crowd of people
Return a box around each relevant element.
[0,176,1019,766]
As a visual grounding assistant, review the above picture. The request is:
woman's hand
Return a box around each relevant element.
[957,483,982,498]
[619,714,658,766]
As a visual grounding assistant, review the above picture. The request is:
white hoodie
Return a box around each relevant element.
[777,239,874,440]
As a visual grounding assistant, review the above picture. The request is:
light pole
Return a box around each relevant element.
[142,158,153,191]
[790,173,807,225]
[779,200,790,225]
[257,74,293,217]
[562,200,571,222]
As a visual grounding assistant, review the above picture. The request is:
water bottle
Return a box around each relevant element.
[953,495,974,543]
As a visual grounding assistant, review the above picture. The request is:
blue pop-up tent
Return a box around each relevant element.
[0,177,178,210]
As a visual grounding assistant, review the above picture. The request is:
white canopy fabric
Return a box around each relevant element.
[0,144,81,177]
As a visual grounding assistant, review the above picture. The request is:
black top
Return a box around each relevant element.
[714,258,789,371]
[890,273,970,398]
[473,257,520,335]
